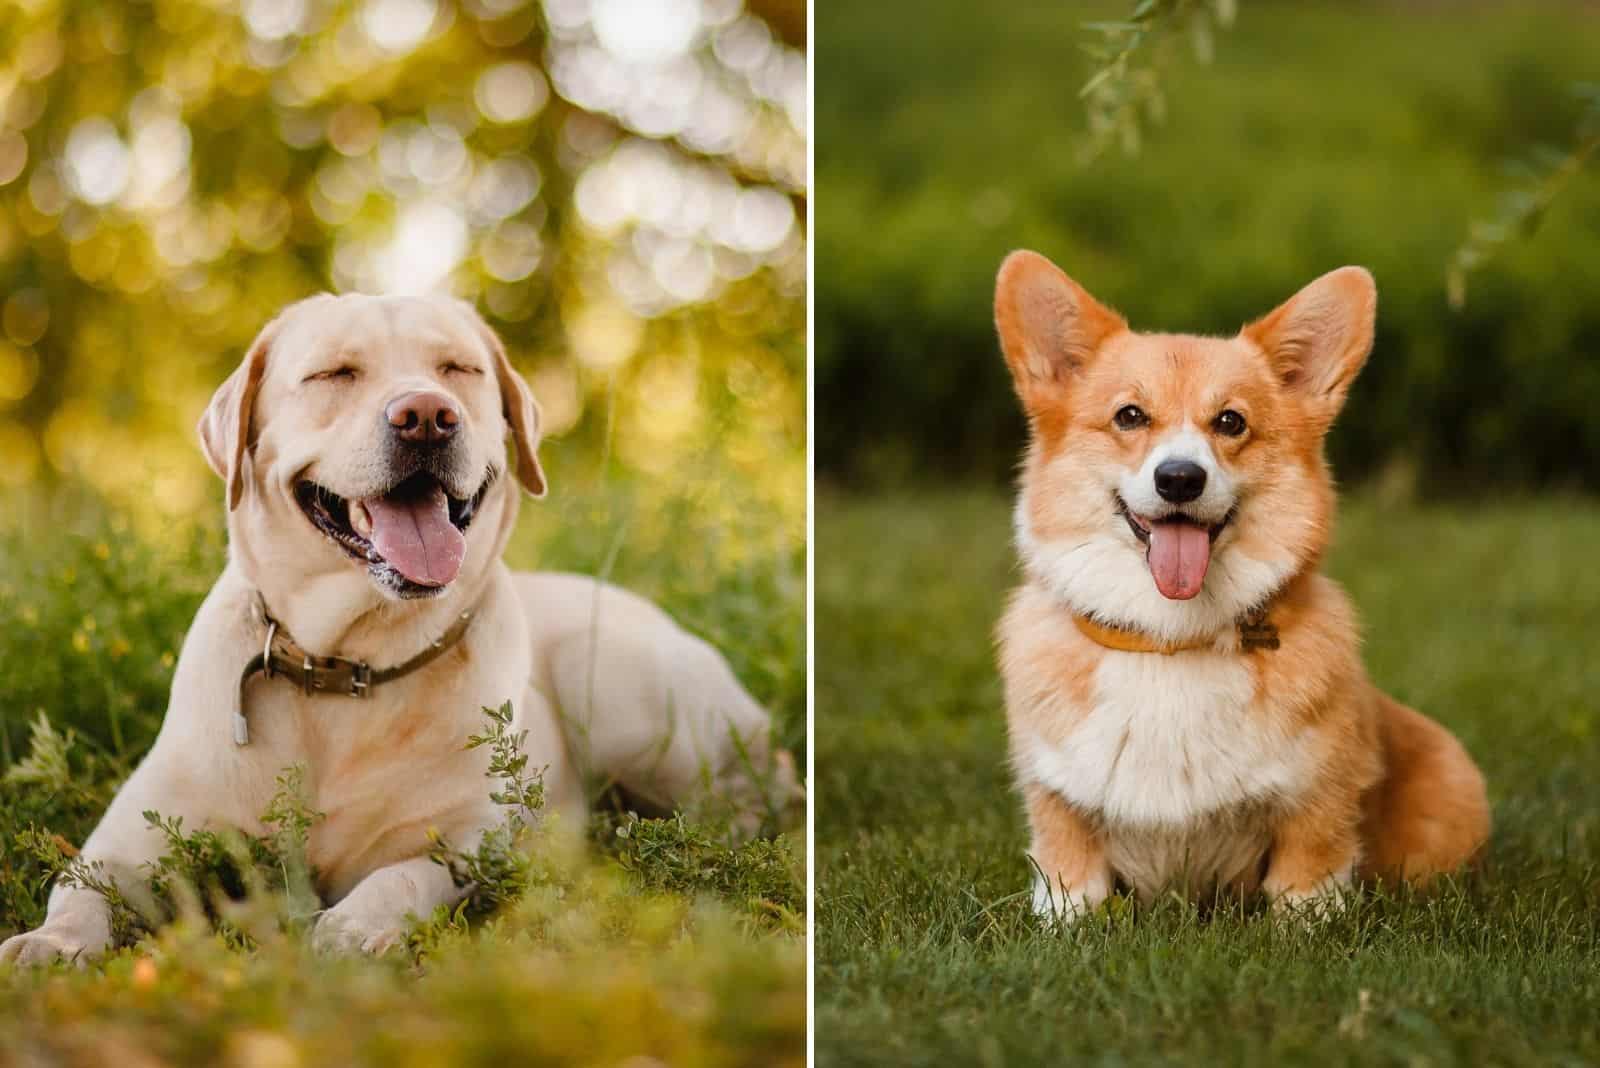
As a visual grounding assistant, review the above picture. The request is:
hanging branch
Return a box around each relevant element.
[1448,83,1600,308]
[1079,0,1237,160]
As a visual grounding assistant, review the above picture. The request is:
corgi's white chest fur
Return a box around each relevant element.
[1020,652,1319,891]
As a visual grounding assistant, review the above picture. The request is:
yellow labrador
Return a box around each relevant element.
[1,294,799,962]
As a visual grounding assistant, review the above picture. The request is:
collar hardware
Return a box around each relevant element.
[1238,609,1281,652]
[233,596,476,746]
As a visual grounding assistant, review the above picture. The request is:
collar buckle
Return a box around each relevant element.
[236,593,479,746]
[261,619,278,680]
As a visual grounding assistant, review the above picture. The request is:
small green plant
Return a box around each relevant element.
[16,765,327,952]
[601,810,804,935]
[10,829,149,947]
[3,713,77,793]
[0,714,125,931]
[256,765,325,925]
[427,702,550,919]
[472,700,548,818]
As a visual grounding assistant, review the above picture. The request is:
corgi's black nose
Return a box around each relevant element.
[1154,460,1207,504]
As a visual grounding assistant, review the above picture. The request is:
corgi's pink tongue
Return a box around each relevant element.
[1146,520,1211,601]
[362,486,464,588]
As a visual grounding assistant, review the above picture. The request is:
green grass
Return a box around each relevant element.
[0,465,805,1067]
[816,489,1600,1066]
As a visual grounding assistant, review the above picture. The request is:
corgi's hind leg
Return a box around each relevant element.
[1359,696,1490,884]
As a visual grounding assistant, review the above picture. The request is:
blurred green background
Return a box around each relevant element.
[816,0,1600,492]
[0,0,806,526]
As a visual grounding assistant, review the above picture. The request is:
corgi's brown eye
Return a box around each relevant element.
[1113,405,1149,431]
[1213,409,1247,437]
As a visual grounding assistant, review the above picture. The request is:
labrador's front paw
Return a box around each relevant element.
[0,927,106,968]
[311,906,405,956]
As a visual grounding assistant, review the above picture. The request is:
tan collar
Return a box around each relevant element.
[1072,605,1281,655]
[231,594,479,745]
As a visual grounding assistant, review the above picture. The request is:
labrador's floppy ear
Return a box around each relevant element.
[1241,266,1376,429]
[994,250,1126,415]
[198,318,278,511]
[459,302,548,498]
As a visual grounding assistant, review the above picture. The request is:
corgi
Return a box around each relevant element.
[993,251,1489,919]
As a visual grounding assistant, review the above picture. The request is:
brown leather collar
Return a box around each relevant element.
[1072,604,1281,656]
[233,595,478,745]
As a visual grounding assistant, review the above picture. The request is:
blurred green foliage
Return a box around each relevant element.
[0,0,806,530]
[1451,80,1600,308]
[817,1,1600,492]
[1,825,804,1067]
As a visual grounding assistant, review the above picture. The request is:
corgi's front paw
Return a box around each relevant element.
[1030,871,1111,926]
[1267,873,1354,924]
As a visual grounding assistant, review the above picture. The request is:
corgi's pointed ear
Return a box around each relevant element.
[995,250,1125,410]
[198,318,277,511]
[1243,266,1376,425]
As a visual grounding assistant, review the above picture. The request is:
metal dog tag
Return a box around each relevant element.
[1238,610,1280,652]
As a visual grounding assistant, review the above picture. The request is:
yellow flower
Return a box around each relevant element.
[71,630,89,653]
[131,956,159,989]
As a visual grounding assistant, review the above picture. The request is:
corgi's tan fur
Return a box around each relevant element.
[994,251,1489,918]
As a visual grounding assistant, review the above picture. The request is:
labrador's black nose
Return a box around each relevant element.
[385,390,460,445]
[1154,459,1207,504]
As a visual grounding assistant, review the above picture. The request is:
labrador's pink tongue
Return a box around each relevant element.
[362,486,464,588]
[1146,520,1211,601]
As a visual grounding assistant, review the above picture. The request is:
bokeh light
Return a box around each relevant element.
[0,0,808,537]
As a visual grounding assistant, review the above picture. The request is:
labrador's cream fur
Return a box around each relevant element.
[1,294,798,963]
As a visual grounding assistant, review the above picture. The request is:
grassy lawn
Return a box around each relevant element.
[0,469,805,1067]
[816,489,1600,1066]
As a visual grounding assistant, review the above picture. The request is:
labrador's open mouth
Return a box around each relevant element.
[296,472,491,597]
[1115,494,1234,602]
